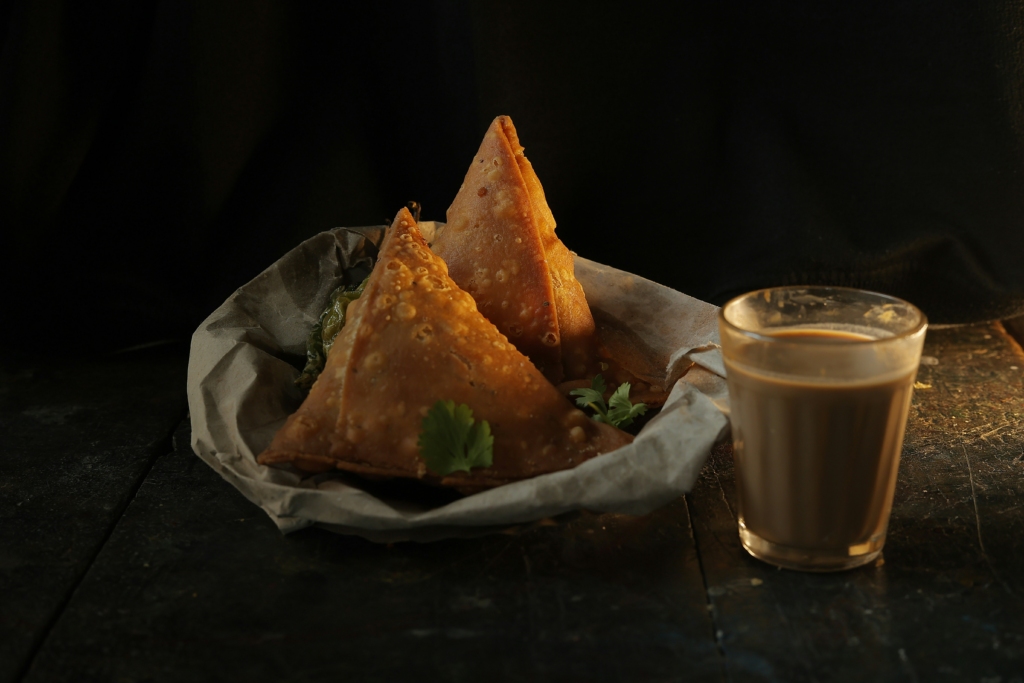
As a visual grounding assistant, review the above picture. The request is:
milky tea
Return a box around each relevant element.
[719,288,927,571]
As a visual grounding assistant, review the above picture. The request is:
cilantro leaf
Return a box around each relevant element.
[571,387,605,410]
[570,373,606,414]
[418,400,494,476]
[570,374,648,429]
[607,382,648,428]
[463,419,494,469]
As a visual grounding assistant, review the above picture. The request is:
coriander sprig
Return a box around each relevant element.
[570,374,648,429]
[418,400,494,476]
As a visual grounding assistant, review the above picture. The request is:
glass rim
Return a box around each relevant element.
[719,285,928,345]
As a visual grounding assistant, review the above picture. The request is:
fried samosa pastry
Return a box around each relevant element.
[258,208,632,490]
[433,115,600,384]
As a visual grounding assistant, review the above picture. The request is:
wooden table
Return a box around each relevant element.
[3,322,1023,682]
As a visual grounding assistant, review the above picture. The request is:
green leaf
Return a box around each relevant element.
[571,374,647,429]
[418,400,494,476]
[607,382,648,428]
[464,420,494,470]
[570,387,604,410]
[608,382,634,412]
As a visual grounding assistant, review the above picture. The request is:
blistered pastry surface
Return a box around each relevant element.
[505,118,600,381]
[433,118,564,383]
[259,208,632,486]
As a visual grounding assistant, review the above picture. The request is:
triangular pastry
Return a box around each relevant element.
[258,208,632,489]
[508,121,601,382]
[432,116,600,384]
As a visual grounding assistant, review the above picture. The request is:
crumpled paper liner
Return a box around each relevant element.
[187,225,730,542]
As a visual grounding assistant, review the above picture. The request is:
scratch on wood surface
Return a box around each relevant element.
[709,456,736,522]
[682,496,727,668]
[978,423,1003,440]
[976,420,1015,442]
[962,442,1017,599]
[962,442,988,560]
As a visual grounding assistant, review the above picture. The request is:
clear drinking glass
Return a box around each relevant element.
[719,287,927,571]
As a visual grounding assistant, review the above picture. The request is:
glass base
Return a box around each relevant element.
[739,522,885,572]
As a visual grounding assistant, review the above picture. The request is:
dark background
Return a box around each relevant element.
[2,0,1023,352]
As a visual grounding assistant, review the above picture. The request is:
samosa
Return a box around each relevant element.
[258,208,632,490]
[432,116,600,384]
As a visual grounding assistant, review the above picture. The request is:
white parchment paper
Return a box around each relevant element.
[187,225,730,542]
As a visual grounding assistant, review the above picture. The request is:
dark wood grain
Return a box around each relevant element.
[0,346,187,683]
[13,321,1024,681]
[23,421,723,683]
[688,323,1024,682]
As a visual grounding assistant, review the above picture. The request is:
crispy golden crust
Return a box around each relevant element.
[258,208,632,487]
[432,118,563,383]
[502,118,601,380]
[435,116,600,382]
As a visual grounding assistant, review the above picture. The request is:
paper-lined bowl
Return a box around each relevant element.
[186,225,729,542]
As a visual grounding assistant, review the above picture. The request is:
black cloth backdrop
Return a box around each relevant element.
[2,1,1023,352]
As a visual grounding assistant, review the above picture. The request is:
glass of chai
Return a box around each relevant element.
[719,286,927,572]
